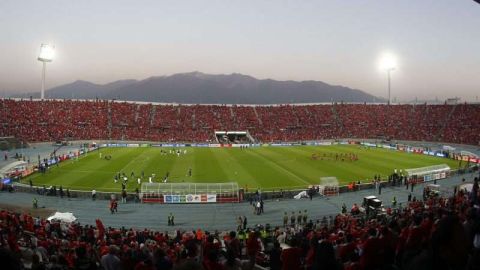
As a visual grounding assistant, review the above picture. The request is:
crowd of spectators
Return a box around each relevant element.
[1,99,479,145]
[0,177,479,270]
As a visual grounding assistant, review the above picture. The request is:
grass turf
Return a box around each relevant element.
[23,145,459,192]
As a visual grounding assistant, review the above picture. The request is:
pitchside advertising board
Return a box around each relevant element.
[423,172,446,182]
[164,194,217,203]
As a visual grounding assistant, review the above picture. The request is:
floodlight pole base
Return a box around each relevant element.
[41,61,46,100]
[387,69,392,105]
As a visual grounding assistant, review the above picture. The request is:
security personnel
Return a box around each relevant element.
[238,230,245,244]
[261,228,268,239]
[303,210,308,225]
[168,213,175,226]
[32,198,38,209]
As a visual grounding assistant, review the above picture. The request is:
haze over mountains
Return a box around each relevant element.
[14,72,383,104]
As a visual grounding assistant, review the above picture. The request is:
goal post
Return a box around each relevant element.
[405,164,451,183]
[319,177,339,196]
[141,182,240,204]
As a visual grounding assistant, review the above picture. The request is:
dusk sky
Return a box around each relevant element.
[1,0,479,101]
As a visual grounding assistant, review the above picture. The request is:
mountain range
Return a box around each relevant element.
[13,72,383,104]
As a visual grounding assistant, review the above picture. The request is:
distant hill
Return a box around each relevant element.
[41,79,138,99]
[16,72,383,104]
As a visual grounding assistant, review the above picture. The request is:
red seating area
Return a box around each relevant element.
[1,99,479,145]
[1,178,479,270]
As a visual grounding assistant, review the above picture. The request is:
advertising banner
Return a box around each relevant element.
[316,141,333,146]
[172,195,180,203]
[194,144,209,147]
[362,142,376,147]
[207,194,217,203]
[186,194,202,203]
[232,144,249,148]
[127,144,139,147]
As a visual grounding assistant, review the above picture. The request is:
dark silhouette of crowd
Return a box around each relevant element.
[1,99,479,145]
[0,177,478,270]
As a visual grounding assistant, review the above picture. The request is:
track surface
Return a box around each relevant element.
[2,173,474,231]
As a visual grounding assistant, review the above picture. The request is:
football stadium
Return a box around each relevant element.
[1,1,480,270]
[20,144,461,192]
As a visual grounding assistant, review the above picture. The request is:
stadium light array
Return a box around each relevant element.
[379,53,397,105]
[38,44,55,99]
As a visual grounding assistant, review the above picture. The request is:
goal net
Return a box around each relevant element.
[319,177,339,196]
[141,182,240,204]
[405,164,451,183]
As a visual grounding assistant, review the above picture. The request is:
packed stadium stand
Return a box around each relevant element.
[1,99,479,145]
[0,178,479,270]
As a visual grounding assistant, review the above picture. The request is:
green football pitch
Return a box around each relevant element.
[23,145,459,192]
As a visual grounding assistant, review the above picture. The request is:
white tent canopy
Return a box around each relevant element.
[47,212,77,223]
[294,191,308,199]
[459,183,473,193]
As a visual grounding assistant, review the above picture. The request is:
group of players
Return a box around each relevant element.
[311,152,359,162]
[101,148,193,188]
[113,168,193,188]
[160,149,188,156]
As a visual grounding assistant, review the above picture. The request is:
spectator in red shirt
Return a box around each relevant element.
[281,238,302,270]
[246,231,261,270]
[312,240,343,270]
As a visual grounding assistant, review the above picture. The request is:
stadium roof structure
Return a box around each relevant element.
[405,164,450,177]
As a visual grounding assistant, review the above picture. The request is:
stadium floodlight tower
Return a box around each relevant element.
[379,53,397,105]
[37,44,55,100]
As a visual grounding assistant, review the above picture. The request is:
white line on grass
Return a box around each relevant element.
[246,150,311,186]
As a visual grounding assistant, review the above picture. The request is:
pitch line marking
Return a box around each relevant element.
[246,150,310,186]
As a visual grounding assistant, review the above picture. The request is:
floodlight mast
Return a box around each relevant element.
[37,44,54,100]
[41,61,46,99]
[380,53,397,105]
[387,67,395,105]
